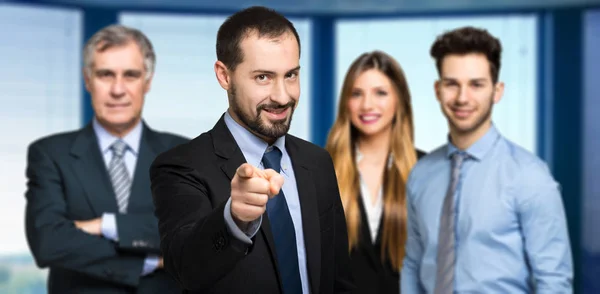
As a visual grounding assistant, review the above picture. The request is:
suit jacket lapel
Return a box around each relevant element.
[286,136,321,294]
[70,124,118,215]
[374,208,385,249]
[357,197,382,270]
[213,115,248,185]
[211,116,283,287]
[127,123,157,212]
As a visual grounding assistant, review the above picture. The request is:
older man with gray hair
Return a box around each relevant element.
[24,24,187,293]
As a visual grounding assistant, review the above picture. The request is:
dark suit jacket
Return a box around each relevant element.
[350,149,425,294]
[25,122,188,294]
[149,116,355,293]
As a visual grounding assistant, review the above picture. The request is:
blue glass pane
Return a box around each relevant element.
[583,8,600,294]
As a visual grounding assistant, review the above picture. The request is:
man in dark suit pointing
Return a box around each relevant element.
[150,6,354,294]
[24,25,187,293]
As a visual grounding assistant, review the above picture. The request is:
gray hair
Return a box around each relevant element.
[83,24,156,80]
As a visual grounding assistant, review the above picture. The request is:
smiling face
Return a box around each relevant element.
[215,30,300,142]
[84,41,151,137]
[347,69,399,139]
[435,53,504,142]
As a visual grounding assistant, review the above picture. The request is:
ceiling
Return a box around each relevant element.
[14,0,600,15]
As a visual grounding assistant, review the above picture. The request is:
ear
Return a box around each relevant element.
[214,61,232,90]
[493,81,505,104]
[144,73,154,94]
[434,80,442,102]
[83,68,91,92]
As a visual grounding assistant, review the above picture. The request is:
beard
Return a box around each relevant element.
[447,92,494,135]
[229,83,296,140]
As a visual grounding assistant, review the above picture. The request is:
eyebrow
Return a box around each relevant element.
[371,85,389,89]
[251,66,301,75]
[94,68,143,73]
[441,77,488,82]
[353,85,389,90]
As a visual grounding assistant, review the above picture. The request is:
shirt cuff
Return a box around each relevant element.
[142,255,159,276]
[224,198,262,245]
[101,213,119,241]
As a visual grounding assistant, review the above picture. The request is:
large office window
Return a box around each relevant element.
[120,13,312,141]
[0,4,82,256]
[336,15,538,153]
[0,3,81,292]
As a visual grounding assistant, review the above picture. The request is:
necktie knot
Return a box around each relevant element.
[111,140,128,158]
[262,146,282,173]
[451,151,467,169]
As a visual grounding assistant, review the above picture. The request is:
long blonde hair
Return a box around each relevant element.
[325,51,417,270]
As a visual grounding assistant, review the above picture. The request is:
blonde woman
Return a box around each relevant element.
[326,51,424,293]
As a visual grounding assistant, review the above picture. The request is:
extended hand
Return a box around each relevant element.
[230,163,284,227]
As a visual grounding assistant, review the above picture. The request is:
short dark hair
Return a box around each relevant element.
[216,6,301,71]
[430,26,502,83]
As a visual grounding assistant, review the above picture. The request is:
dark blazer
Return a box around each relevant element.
[25,122,188,294]
[149,116,355,293]
[350,149,426,294]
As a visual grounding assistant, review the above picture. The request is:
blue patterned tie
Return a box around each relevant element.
[434,152,466,294]
[108,140,131,213]
[262,146,302,294]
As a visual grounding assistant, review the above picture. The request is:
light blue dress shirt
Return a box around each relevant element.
[223,111,310,294]
[401,125,572,293]
[92,118,159,276]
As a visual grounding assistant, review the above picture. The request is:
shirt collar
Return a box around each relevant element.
[92,118,143,156]
[355,145,393,169]
[224,111,286,167]
[446,124,500,160]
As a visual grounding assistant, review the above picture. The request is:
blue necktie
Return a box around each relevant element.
[262,146,302,294]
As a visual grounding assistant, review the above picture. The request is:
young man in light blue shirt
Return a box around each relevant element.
[401,26,572,293]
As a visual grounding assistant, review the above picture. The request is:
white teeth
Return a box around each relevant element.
[360,115,380,121]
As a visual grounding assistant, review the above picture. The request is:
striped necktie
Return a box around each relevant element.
[108,140,131,213]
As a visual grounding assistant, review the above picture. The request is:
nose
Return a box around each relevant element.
[359,93,374,110]
[456,86,468,104]
[270,79,292,105]
[110,77,126,98]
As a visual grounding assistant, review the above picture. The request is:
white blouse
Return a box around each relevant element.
[355,147,393,243]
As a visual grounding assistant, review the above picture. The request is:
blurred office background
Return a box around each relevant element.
[0,0,598,292]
